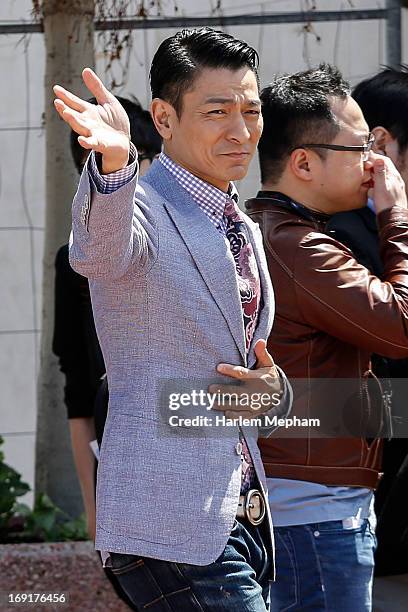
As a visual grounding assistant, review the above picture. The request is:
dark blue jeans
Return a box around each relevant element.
[109,518,272,611]
[270,518,377,611]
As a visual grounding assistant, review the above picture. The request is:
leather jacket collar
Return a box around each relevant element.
[246,190,331,225]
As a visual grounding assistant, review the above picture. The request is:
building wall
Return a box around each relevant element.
[0,0,405,509]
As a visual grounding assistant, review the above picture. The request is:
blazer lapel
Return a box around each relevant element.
[144,162,246,361]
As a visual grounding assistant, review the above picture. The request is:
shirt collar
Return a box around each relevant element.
[158,152,238,228]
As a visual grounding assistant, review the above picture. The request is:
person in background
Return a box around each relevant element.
[246,63,408,611]
[52,97,162,540]
[327,67,408,578]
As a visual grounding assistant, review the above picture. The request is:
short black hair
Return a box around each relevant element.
[352,67,408,153]
[259,63,350,184]
[149,27,259,116]
[70,96,161,174]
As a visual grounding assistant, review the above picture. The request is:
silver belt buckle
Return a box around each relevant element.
[244,489,266,526]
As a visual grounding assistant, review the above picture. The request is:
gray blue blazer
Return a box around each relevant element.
[69,159,277,565]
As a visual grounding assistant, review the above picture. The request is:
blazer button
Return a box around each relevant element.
[235,442,243,455]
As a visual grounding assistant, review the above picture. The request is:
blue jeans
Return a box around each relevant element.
[109,518,272,611]
[270,518,376,612]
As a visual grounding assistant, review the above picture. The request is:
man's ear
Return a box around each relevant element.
[150,98,176,141]
[289,148,313,182]
[372,126,394,155]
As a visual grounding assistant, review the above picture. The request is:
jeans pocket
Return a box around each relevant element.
[367,521,378,551]
[110,553,204,611]
[110,552,145,572]
[316,519,366,535]
[270,531,299,611]
[110,554,170,610]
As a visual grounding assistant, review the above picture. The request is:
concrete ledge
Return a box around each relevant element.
[0,542,130,611]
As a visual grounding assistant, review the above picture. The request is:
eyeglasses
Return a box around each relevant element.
[294,133,376,163]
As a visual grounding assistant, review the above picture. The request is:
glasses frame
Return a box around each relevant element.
[294,133,376,163]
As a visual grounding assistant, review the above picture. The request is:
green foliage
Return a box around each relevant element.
[57,513,89,541]
[0,436,30,532]
[23,494,88,542]
[0,436,88,543]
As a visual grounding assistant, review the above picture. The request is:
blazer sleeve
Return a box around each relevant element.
[69,154,158,280]
[293,207,408,359]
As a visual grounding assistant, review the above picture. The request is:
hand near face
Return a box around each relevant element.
[53,68,131,174]
[210,339,283,419]
[371,154,407,212]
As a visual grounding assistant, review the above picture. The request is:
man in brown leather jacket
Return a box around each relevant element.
[245,64,408,611]
[329,69,408,580]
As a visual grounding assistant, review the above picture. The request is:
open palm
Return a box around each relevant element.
[53,68,131,173]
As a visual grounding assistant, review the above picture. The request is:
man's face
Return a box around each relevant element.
[309,96,373,213]
[164,66,263,191]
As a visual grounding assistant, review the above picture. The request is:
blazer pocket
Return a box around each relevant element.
[96,413,198,545]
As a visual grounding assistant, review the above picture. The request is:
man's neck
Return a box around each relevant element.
[162,148,230,193]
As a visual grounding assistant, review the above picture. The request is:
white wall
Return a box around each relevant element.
[0,0,405,508]
[0,0,46,507]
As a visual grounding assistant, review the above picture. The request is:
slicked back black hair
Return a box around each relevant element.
[352,67,408,153]
[70,96,161,174]
[259,63,350,184]
[149,27,259,116]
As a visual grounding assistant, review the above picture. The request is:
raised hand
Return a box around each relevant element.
[53,68,131,174]
[371,154,407,213]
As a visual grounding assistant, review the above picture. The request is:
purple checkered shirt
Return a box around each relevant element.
[89,146,260,493]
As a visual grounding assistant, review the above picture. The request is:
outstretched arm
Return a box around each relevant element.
[54,70,157,280]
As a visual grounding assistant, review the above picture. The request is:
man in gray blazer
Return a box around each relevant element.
[54,28,290,611]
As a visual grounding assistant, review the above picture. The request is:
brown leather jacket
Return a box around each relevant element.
[246,192,408,489]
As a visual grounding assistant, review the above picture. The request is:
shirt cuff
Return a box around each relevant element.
[88,142,138,194]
